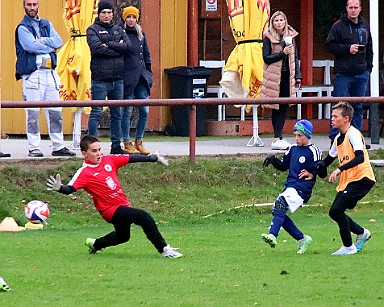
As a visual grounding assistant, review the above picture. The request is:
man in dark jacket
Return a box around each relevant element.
[325,0,373,143]
[86,1,131,154]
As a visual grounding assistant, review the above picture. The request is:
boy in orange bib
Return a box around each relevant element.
[318,102,375,255]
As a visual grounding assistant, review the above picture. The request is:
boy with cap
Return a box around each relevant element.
[262,119,326,254]
[318,102,375,255]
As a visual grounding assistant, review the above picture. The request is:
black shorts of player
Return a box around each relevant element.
[335,177,375,209]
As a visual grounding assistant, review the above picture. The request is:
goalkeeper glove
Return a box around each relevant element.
[46,174,62,191]
[263,155,276,167]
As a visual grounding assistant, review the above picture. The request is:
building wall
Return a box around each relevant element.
[1,0,72,135]
[0,0,189,135]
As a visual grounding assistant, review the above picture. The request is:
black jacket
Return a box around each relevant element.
[86,18,131,81]
[325,12,373,76]
[122,25,153,98]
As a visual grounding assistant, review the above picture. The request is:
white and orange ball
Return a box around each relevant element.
[25,200,50,224]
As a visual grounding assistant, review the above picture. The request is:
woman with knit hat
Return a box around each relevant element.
[120,6,153,155]
[261,11,302,150]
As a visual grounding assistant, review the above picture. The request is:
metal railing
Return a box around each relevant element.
[2,96,384,163]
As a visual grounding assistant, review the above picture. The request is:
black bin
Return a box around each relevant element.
[165,66,211,136]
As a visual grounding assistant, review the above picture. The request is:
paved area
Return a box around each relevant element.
[0,135,383,161]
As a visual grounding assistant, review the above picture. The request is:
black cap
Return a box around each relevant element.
[98,1,114,15]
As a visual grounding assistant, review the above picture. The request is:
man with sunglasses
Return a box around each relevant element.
[325,0,373,145]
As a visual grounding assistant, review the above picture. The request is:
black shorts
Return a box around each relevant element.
[337,177,375,209]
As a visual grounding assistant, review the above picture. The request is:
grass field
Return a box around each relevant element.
[1,154,384,306]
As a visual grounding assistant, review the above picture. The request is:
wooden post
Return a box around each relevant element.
[189,105,197,163]
[187,0,199,66]
[300,0,314,119]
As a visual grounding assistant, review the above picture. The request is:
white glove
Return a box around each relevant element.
[152,151,169,166]
[46,174,62,191]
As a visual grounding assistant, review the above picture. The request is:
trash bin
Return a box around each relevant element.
[165,66,211,137]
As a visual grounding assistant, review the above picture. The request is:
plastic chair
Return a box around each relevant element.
[199,60,226,121]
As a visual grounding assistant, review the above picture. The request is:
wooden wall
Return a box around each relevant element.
[0,0,189,134]
[1,0,72,135]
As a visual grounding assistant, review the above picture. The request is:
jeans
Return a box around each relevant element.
[22,69,65,151]
[88,80,124,148]
[122,77,150,142]
[329,70,370,141]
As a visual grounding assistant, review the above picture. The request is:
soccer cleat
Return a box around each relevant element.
[297,234,313,254]
[0,276,11,292]
[356,228,371,252]
[161,244,183,258]
[331,244,357,255]
[261,233,277,248]
[85,238,97,254]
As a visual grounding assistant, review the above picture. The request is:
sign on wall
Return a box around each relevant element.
[200,0,221,19]
[206,0,218,11]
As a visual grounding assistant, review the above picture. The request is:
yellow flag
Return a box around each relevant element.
[221,0,270,99]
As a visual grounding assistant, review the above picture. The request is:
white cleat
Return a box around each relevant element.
[161,244,183,258]
[331,244,357,255]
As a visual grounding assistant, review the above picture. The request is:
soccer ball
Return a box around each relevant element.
[25,200,50,224]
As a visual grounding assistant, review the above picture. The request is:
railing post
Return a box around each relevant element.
[189,104,197,163]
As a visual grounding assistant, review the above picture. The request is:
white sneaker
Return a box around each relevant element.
[356,228,371,252]
[161,244,183,258]
[271,139,290,150]
[331,244,357,255]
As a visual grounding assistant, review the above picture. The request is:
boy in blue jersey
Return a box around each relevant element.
[261,119,326,254]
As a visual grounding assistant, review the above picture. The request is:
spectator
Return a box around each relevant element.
[120,6,153,155]
[15,0,75,157]
[261,11,302,150]
[86,1,131,154]
[325,0,373,144]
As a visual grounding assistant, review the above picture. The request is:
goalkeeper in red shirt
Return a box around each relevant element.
[46,135,182,258]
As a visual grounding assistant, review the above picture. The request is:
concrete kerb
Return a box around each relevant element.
[0,135,382,161]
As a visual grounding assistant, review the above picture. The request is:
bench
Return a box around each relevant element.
[297,60,334,119]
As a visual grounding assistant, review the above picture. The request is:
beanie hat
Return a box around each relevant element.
[293,119,313,139]
[122,6,140,21]
[98,1,114,15]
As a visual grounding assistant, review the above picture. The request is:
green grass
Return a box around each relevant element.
[1,153,384,305]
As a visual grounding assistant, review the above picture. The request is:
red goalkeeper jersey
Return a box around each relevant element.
[69,155,131,222]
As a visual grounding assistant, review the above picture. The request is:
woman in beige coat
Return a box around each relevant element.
[261,11,302,150]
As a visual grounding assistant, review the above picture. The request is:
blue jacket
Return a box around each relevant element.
[15,15,58,80]
[271,144,323,202]
[122,25,153,97]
